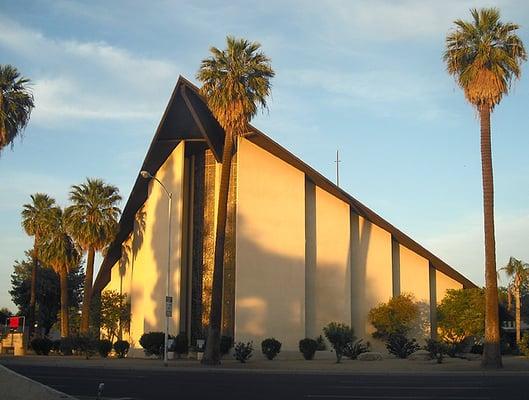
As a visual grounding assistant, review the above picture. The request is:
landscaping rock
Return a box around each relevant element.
[358,351,383,361]
[409,349,431,361]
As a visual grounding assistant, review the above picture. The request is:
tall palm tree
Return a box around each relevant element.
[0,64,34,152]
[501,257,529,345]
[197,36,274,364]
[21,193,56,337]
[444,8,526,368]
[65,178,121,334]
[39,207,79,338]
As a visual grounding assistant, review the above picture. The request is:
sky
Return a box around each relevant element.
[1,0,529,311]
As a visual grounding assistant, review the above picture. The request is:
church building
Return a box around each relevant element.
[93,76,475,353]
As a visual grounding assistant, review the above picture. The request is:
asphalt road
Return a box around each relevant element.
[3,364,529,400]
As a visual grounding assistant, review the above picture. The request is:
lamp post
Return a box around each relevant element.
[140,170,172,366]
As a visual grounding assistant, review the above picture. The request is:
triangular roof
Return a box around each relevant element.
[93,76,476,293]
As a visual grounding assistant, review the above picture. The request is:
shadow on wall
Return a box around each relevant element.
[145,148,183,335]
[235,213,363,349]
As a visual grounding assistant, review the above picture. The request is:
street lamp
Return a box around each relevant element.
[140,170,173,366]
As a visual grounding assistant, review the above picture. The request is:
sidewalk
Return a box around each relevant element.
[0,363,76,400]
[2,352,529,376]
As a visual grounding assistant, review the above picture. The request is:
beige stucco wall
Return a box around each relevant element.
[235,138,306,350]
[399,244,431,341]
[311,186,351,335]
[122,141,186,348]
[351,215,393,343]
[436,270,463,304]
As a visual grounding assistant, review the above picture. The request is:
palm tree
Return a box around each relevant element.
[0,64,34,152]
[444,8,526,368]
[65,178,121,334]
[501,257,529,345]
[39,207,79,338]
[21,193,56,337]
[197,36,274,364]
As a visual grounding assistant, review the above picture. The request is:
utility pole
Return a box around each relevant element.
[335,149,341,187]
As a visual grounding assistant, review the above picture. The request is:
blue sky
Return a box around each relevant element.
[1,0,529,310]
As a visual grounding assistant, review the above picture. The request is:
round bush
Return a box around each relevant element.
[113,340,130,358]
[172,333,188,355]
[139,332,165,357]
[261,338,282,360]
[59,336,75,356]
[233,341,253,363]
[97,339,113,358]
[299,338,318,360]
[30,337,53,355]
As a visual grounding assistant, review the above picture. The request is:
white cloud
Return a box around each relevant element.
[0,16,179,125]
[278,67,445,120]
[316,0,517,42]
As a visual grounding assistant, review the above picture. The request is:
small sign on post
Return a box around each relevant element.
[165,296,173,317]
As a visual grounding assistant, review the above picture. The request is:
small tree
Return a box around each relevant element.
[99,290,131,343]
[437,288,485,345]
[0,308,12,325]
[368,294,419,339]
[323,322,354,363]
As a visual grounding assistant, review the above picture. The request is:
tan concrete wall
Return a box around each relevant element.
[235,138,306,350]
[436,270,463,303]
[351,215,393,343]
[125,142,185,348]
[399,245,430,341]
[312,186,351,335]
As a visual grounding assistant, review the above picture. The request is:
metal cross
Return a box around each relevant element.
[335,149,341,187]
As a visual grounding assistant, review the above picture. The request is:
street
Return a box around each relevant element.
[3,364,529,400]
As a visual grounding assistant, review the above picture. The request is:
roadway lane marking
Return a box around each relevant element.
[330,386,492,390]
[306,395,490,399]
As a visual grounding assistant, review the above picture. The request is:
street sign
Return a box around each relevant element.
[165,296,173,317]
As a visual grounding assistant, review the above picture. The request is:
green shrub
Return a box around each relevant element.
[113,340,130,358]
[437,288,485,344]
[139,332,165,357]
[315,335,326,351]
[261,338,282,360]
[75,335,98,359]
[30,337,53,355]
[323,322,354,363]
[386,333,419,359]
[368,294,419,339]
[220,335,233,355]
[51,339,61,353]
[171,332,188,356]
[343,338,370,360]
[233,341,253,363]
[424,338,448,363]
[519,332,529,356]
[59,336,75,356]
[97,339,113,358]
[299,338,318,360]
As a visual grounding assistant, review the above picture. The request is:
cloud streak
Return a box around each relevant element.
[0,16,179,125]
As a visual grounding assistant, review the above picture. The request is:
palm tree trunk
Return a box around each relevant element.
[202,132,234,365]
[515,284,521,344]
[479,104,502,369]
[60,266,69,338]
[28,238,39,339]
[80,247,95,334]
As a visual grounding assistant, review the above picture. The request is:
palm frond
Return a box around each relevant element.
[0,64,34,151]
[443,8,526,109]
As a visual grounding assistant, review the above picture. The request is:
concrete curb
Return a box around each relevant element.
[0,364,77,400]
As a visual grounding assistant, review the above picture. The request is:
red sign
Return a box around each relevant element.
[8,317,21,329]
